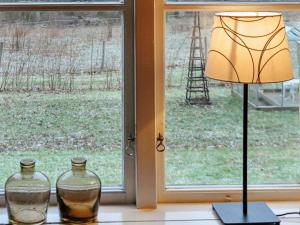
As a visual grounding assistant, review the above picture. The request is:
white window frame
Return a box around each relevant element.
[0,0,135,205]
[155,1,300,204]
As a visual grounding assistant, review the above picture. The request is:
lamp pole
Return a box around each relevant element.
[243,84,248,215]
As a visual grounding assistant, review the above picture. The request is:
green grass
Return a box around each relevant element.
[0,90,122,187]
[1,149,122,187]
[167,147,300,185]
[165,87,300,185]
[0,86,299,188]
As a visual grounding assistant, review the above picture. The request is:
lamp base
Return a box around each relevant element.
[213,202,280,225]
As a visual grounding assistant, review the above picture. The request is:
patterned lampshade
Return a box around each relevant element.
[205,12,293,84]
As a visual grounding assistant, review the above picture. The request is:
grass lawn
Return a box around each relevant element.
[0,86,299,188]
[166,87,300,185]
[0,90,122,187]
[0,149,122,187]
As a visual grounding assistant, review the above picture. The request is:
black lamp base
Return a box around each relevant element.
[213,202,280,225]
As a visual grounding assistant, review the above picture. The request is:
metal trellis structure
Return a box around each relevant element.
[185,12,210,105]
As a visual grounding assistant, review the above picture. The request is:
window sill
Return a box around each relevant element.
[1,202,300,224]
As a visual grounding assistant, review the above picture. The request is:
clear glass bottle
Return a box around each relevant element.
[5,159,51,225]
[56,157,101,223]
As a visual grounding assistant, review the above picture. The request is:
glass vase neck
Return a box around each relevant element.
[20,159,36,173]
[71,157,87,171]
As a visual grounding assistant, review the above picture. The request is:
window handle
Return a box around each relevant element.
[156,133,165,153]
[125,134,135,157]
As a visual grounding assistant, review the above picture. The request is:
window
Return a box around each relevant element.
[165,11,300,186]
[0,1,135,205]
[156,1,300,203]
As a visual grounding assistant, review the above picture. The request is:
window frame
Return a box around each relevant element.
[155,0,300,204]
[0,0,135,206]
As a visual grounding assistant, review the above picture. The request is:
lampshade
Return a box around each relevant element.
[205,12,293,84]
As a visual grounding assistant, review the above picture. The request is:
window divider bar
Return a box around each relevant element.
[136,0,157,209]
[159,187,300,203]
[122,0,136,204]
[154,0,166,204]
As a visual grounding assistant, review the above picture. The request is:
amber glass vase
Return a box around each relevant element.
[5,159,51,225]
[56,157,101,223]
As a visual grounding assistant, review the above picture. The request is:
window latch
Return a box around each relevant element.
[156,133,165,152]
[125,134,135,157]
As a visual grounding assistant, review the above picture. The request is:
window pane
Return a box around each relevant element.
[0,11,123,188]
[165,12,300,186]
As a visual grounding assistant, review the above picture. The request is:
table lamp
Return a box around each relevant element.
[205,12,293,225]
